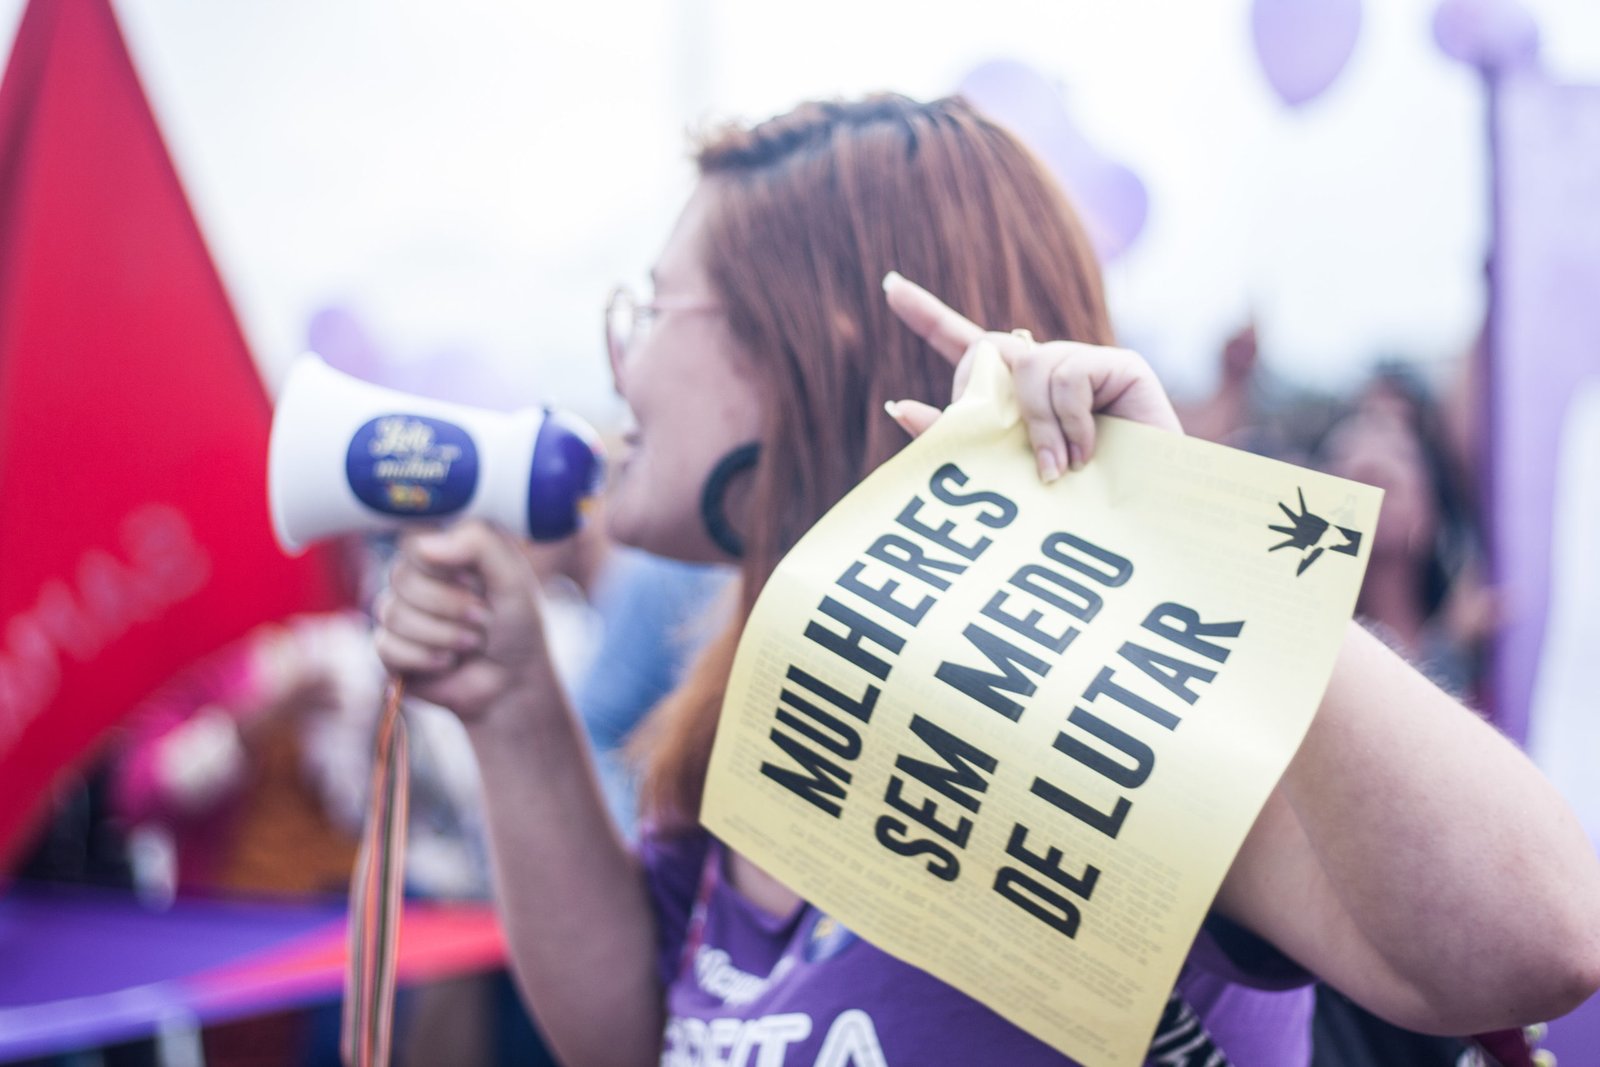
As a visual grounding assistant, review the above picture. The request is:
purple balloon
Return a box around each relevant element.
[405,345,536,414]
[958,59,1148,262]
[1069,163,1149,266]
[306,304,388,384]
[305,305,535,412]
[1251,0,1364,107]
[1432,0,1540,74]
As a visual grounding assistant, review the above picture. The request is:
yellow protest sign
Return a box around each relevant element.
[701,345,1381,1066]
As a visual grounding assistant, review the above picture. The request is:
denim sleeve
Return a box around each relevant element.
[574,550,733,753]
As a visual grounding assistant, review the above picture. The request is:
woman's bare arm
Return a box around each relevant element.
[1219,622,1600,1033]
[375,521,663,1066]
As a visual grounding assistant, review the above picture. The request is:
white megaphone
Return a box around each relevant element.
[268,354,605,552]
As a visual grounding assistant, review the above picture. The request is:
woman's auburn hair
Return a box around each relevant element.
[630,93,1114,831]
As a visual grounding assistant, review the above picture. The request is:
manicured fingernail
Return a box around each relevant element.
[1038,449,1061,483]
[883,399,902,420]
[882,270,903,292]
[1068,443,1085,471]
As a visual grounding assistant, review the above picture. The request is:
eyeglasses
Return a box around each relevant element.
[604,285,721,380]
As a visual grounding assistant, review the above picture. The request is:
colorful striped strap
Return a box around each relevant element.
[341,676,410,1067]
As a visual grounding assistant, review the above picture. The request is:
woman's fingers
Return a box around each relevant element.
[950,345,981,403]
[373,587,485,657]
[887,339,1183,476]
[1048,361,1098,473]
[1015,342,1181,471]
[1045,342,1184,441]
[406,521,532,604]
[379,530,496,670]
[884,399,942,438]
[370,521,558,719]
[1008,343,1073,480]
[386,556,490,627]
[882,270,1183,476]
[882,271,983,366]
[372,572,484,683]
[378,521,540,676]
[372,624,460,675]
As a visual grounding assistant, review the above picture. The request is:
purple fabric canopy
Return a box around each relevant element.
[0,883,503,1061]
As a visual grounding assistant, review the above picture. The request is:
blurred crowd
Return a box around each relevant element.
[1177,324,1500,1066]
[1177,321,1494,706]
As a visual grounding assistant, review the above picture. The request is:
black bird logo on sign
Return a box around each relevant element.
[1269,488,1362,576]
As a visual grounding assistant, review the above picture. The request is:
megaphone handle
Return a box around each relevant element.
[341,674,410,1067]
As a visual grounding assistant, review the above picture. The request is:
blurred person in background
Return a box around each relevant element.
[1173,320,1262,447]
[109,612,372,902]
[108,610,374,1066]
[15,768,136,892]
[575,543,733,840]
[371,94,1600,1066]
[1316,364,1494,702]
[1172,319,1340,465]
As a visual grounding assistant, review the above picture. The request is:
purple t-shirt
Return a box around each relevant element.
[642,829,1313,1067]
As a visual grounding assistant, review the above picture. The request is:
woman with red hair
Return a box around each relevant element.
[374,95,1600,1066]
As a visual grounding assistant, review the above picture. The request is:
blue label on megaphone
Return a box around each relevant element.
[346,414,479,518]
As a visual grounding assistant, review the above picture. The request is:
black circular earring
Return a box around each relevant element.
[699,442,761,559]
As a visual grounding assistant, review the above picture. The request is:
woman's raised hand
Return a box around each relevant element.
[881,271,1182,481]
[373,519,556,721]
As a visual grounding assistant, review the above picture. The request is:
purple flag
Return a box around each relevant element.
[1490,71,1600,1060]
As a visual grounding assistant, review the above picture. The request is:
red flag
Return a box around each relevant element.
[0,0,347,864]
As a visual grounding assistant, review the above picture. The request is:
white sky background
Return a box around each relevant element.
[3,0,1599,425]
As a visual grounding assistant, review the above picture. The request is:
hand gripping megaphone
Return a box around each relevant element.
[267,352,607,1067]
[268,353,605,553]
